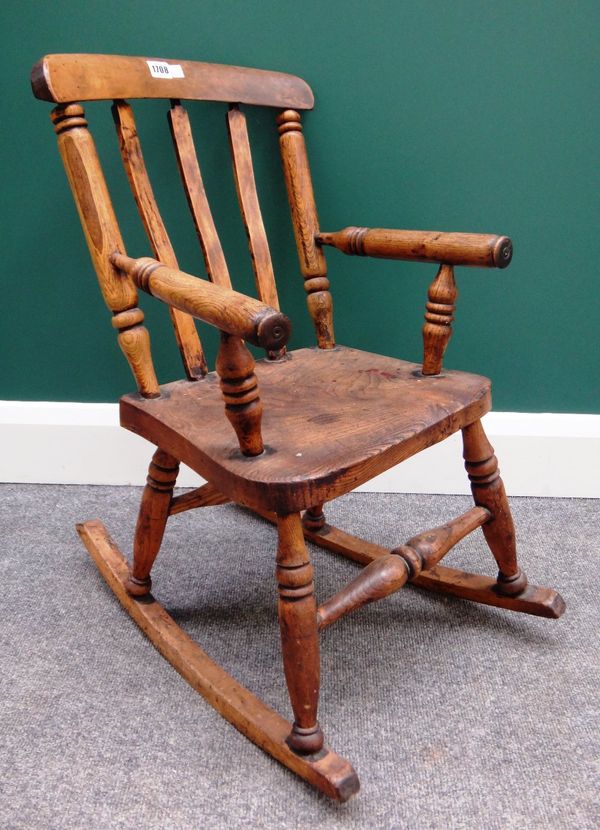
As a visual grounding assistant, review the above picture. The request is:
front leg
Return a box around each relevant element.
[126,448,179,597]
[276,512,324,755]
[462,420,527,596]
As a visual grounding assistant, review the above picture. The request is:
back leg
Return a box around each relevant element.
[276,512,324,755]
[126,448,180,597]
[302,503,326,532]
[462,420,527,596]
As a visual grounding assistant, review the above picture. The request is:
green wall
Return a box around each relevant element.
[2,0,598,412]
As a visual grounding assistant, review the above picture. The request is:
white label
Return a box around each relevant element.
[146,60,185,79]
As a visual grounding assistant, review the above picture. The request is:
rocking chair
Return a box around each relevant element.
[31,54,565,801]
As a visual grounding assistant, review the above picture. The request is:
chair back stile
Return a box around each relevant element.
[50,102,160,398]
[277,109,335,349]
[32,53,330,393]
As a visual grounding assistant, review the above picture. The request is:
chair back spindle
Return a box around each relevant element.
[227,105,279,311]
[112,99,207,379]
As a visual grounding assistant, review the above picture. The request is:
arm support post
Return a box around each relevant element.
[422,264,457,375]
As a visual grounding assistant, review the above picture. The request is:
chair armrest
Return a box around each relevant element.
[316,227,513,269]
[111,254,291,353]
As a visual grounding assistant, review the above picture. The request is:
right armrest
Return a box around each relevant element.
[111,253,291,353]
[317,227,512,269]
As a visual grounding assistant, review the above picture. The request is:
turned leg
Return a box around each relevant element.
[462,420,527,596]
[126,448,180,597]
[302,503,326,531]
[276,513,324,755]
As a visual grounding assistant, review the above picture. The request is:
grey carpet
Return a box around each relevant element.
[1,484,598,829]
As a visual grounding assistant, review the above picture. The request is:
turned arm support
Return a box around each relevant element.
[111,253,291,353]
[316,227,512,269]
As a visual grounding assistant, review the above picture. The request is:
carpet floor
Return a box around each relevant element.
[1,484,598,829]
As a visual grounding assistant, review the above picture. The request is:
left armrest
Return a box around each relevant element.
[316,227,512,269]
[111,253,290,353]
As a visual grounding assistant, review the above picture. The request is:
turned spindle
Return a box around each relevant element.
[276,513,324,755]
[277,109,335,349]
[422,263,457,375]
[110,253,291,354]
[317,551,412,630]
[302,504,326,531]
[110,307,160,398]
[228,105,280,310]
[51,104,159,398]
[317,506,490,629]
[216,332,264,456]
[126,448,180,597]
[462,420,528,596]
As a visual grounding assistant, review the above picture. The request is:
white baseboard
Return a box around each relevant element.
[1,402,598,497]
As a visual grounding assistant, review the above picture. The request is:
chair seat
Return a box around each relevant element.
[120,346,491,512]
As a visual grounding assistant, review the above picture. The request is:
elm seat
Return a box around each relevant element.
[121,347,491,513]
[32,52,565,802]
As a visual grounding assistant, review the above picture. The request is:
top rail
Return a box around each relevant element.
[31,54,314,109]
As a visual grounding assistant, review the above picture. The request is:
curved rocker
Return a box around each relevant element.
[77,519,360,802]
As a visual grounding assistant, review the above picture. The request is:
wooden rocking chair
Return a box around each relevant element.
[31,54,565,801]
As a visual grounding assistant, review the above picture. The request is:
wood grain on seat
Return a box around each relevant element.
[120,346,491,512]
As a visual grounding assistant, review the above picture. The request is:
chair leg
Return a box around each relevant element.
[276,513,324,755]
[462,420,528,597]
[78,520,359,799]
[302,503,326,531]
[125,448,180,597]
